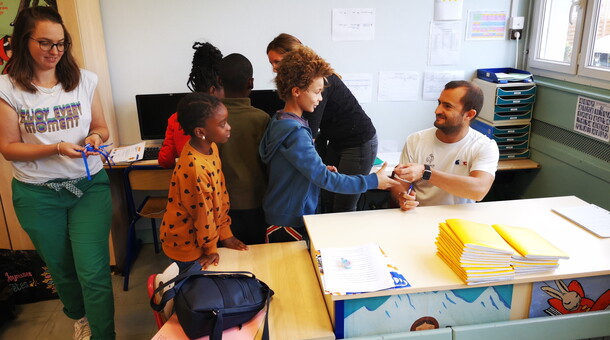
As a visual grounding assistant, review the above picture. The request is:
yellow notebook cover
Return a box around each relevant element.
[492,224,569,260]
[446,219,515,255]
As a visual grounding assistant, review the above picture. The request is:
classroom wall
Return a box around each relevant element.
[99,0,527,150]
[514,77,610,210]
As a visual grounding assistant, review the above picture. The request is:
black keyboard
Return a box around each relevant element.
[142,146,161,160]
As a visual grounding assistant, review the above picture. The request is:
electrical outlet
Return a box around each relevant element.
[509,29,523,40]
[509,16,525,29]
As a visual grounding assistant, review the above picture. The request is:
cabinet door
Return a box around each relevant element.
[0,199,11,249]
[0,157,34,250]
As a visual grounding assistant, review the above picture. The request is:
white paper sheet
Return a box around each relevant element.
[108,141,145,163]
[377,71,419,102]
[423,71,465,100]
[332,8,375,41]
[320,243,407,294]
[428,21,462,66]
[434,0,464,21]
[342,73,373,103]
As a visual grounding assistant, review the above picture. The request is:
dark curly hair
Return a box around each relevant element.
[6,6,80,93]
[274,46,334,101]
[187,42,223,93]
[177,92,223,137]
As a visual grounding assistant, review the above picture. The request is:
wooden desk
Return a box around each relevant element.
[153,242,335,340]
[303,196,610,338]
[497,159,540,171]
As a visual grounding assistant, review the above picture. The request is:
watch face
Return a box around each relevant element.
[423,164,431,180]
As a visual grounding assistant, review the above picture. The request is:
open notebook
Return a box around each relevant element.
[552,204,610,238]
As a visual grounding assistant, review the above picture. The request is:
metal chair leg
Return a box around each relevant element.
[123,220,137,291]
[151,218,160,254]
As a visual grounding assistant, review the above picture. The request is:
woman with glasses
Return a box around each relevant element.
[0,6,114,340]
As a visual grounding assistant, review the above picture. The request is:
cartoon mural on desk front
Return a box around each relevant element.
[529,276,610,317]
[339,284,513,338]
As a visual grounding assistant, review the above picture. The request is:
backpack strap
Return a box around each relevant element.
[261,287,272,340]
[209,284,272,340]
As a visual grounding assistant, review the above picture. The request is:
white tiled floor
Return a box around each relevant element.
[0,244,172,340]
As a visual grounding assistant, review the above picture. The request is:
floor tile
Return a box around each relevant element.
[0,244,167,340]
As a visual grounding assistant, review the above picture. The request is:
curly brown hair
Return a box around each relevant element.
[274,46,334,101]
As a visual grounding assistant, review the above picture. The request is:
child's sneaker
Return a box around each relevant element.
[73,316,91,340]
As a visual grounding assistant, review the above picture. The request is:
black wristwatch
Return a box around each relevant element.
[422,164,432,180]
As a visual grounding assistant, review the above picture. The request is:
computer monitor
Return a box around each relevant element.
[135,90,283,140]
[135,92,189,140]
[249,89,284,116]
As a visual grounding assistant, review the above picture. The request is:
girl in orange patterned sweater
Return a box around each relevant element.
[160,93,247,272]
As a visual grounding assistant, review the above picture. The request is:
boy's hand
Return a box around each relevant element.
[375,162,399,190]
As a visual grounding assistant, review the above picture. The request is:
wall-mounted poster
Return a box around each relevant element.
[466,10,507,40]
[0,0,57,74]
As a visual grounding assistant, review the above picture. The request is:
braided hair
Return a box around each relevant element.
[186,42,223,93]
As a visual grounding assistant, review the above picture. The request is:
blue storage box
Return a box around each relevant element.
[477,68,533,83]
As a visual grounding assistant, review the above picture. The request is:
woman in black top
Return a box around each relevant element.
[266,33,378,213]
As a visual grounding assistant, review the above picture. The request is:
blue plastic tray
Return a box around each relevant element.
[477,68,533,83]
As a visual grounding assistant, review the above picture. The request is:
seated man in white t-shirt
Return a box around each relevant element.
[391,80,499,210]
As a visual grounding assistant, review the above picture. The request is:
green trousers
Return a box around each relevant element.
[12,170,115,340]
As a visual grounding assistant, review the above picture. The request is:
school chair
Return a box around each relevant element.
[147,262,179,329]
[123,164,173,291]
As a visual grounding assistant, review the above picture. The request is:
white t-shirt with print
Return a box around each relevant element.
[399,127,499,206]
[0,69,101,183]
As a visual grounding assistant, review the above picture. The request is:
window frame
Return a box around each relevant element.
[527,0,610,89]
[578,0,610,81]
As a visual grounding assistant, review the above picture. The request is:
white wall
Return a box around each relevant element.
[99,0,526,150]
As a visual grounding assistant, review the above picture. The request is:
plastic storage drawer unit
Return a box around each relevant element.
[473,78,536,124]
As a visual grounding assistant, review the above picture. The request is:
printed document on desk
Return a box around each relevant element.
[552,204,610,238]
[108,141,145,163]
[319,243,409,295]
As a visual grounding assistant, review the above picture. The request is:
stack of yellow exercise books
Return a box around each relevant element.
[436,219,570,284]
[492,224,569,274]
[436,218,516,285]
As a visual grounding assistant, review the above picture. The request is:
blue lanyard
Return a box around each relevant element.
[81,143,113,180]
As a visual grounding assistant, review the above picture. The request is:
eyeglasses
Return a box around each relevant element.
[29,38,69,52]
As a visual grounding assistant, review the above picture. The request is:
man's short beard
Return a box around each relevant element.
[434,121,462,135]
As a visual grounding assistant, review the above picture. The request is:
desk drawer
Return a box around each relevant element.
[495,94,536,105]
[497,85,536,97]
[499,149,530,160]
[497,140,529,151]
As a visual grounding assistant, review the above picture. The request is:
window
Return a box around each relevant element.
[527,0,610,86]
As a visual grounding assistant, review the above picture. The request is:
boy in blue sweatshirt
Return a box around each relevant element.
[259,46,397,242]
